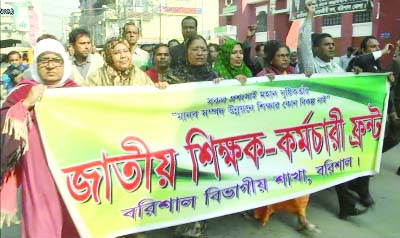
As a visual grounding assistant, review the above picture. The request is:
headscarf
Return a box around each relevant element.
[173,64,217,82]
[213,39,252,79]
[30,39,72,87]
[102,37,135,84]
[172,34,218,82]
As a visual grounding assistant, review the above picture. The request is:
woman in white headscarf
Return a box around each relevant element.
[1,39,79,237]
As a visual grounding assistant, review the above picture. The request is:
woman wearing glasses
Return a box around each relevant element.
[256,40,296,77]
[213,39,252,84]
[1,39,79,237]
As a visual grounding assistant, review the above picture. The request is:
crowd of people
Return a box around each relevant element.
[1,1,399,238]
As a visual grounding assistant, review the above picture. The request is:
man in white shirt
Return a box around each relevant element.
[123,22,151,71]
[69,28,104,85]
[297,1,369,220]
[339,46,356,70]
[297,1,343,74]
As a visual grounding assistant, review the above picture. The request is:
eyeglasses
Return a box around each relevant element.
[37,57,64,67]
[275,54,290,58]
[190,48,208,55]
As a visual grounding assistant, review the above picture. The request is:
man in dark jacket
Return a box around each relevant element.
[340,36,398,218]
[169,16,198,69]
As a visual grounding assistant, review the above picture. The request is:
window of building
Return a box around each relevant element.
[256,6,268,32]
[322,14,341,26]
[353,10,372,23]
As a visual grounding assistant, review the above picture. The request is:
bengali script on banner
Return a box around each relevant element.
[35,73,389,238]
[289,0,370,19]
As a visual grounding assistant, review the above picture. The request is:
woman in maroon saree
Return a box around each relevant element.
[1,39,79,237]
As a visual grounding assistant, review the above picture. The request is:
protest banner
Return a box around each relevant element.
[35,73,389,237]
[289,0,370,20]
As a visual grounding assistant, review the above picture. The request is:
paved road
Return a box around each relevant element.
[1,144,399,238]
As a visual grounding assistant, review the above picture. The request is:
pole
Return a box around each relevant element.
[159,1,162,42]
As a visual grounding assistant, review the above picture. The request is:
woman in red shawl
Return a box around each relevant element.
[1,39,79,237]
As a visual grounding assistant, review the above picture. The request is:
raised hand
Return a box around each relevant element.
[305,0,315,18]
[382,43,394,55]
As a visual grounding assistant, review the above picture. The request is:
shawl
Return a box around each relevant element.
[173,64,217,83]
[104,64,134,85]
[145,68,185,84]
[1,79,76,228]
[213,39,252,79]
[257,64,296,76]
[87,64,153,86]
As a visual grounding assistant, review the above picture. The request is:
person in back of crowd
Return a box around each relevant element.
[253,44,265,69]
[390,40,400,84]
[170,16,198,69]
[213,39,251,84]
[207,43,219,68]
[390,40,400,121]
[254,40,318,232]
[123,22,152,71]
[145,44,183,84]
[1,53,9,69]
[1,51,28,93]
[168,39,180,48]
[69,28,104,85]
[391,40,400,175]
[289,50,298,68]
[86,37,166,89]
[21,53,29,66]
[67,45,74,58]
[1,38,79,238]
[339,46,356,70]
[243,25,263,76]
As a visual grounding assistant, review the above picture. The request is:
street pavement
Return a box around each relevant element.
[1,144,399,238]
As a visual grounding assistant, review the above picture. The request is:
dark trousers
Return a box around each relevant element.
[335,176,370,213]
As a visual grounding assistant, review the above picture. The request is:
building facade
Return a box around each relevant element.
[76,0,219,46]
[1,0,41,46]
[218,0,399,67]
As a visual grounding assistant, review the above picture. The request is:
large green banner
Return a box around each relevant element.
[35,73,389,238]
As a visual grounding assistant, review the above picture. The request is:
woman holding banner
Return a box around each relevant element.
[166,34,213,238]
[213,39,252,84]
[253,40,318,232]
[173,34,220,84]
[256,40,296,78]
[86,37,167,89]
[1,39,79,237]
